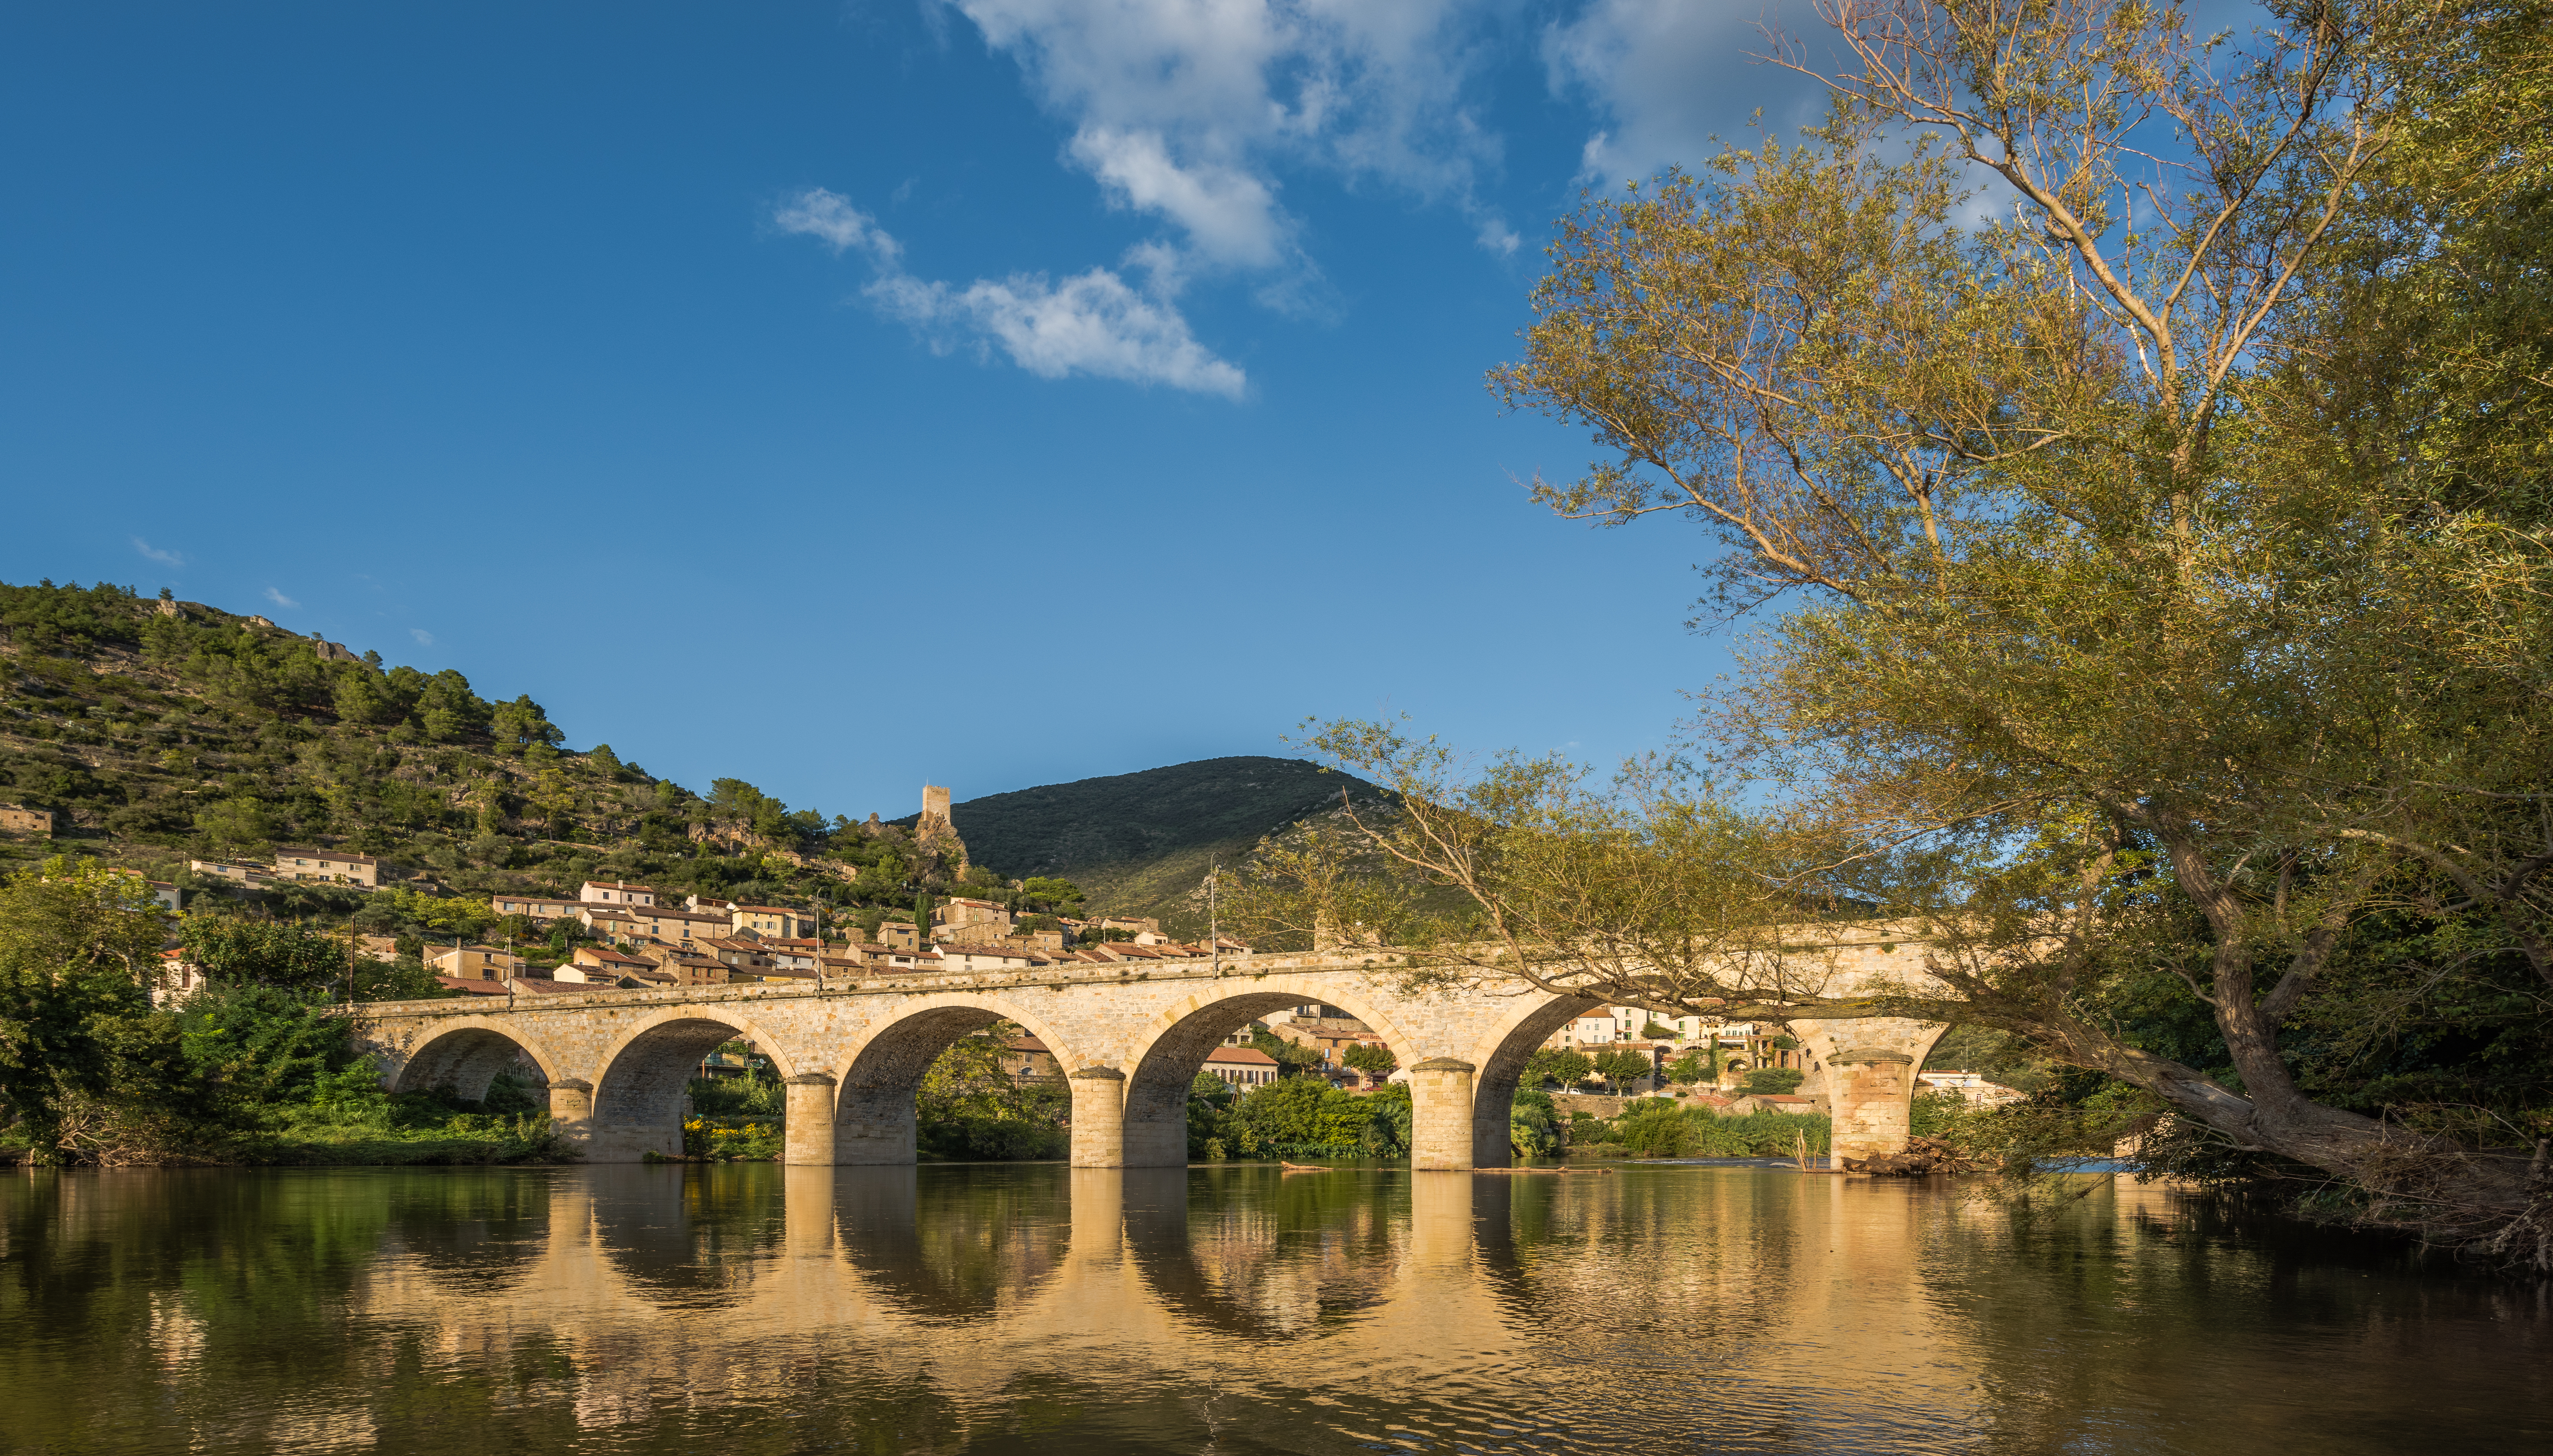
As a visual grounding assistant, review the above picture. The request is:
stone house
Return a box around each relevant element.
[190,858,277,888]
[0,803,54,835]
[275,846,379,887]
[570,945,656,979]
[623,904,732,946]
[430,945,526,980]
[935,943,1051,973]
[1007,1035,1061,1079]
[580,881,658,907]
[701,937,776,975]
[490,894,585,921]
[577,906,643,944]
[731,904,813,938]
[1203,1045,1280,1088]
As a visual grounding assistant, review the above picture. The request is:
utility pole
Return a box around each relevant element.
[1208,861,1220,978]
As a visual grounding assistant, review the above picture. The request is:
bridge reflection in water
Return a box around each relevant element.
[7,1165,2549,1454]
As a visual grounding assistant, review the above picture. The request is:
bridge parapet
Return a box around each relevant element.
[349,946,1948,1170]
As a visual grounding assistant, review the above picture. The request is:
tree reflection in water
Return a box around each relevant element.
[2,1164,2548,1454]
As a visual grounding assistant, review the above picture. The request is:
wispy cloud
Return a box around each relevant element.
[778,186,1247,398]
[410,628,434,647]
[1545,0,1788,186]
[772,189,901,265]
[955,0,1515,272]
[779,2,1522,397]
[263,587,299,610]
[870,265,1248,399]
[131,537,184,567]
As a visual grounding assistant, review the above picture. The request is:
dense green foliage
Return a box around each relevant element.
[1188,1076,1410,1161]
[1591,1099,1832,1159]
[0,580,1079,940]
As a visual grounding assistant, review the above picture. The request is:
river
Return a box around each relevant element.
[3,1162,2546,1454]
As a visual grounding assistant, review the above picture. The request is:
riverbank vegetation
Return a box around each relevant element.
[1231,0,2553,1269]
[0,860,565,1166]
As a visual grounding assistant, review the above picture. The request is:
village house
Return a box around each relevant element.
[700,937,776,975]
[933,897,1014,945]
[875,919,923,951]
[1007,1035,1061,1079]
[1203,1045,1281,1088]
[621,904,731,946]
[580,880,658,907]
[0,803,56,835]
[430,945,527,980]
[758,937,827,971]
[1264,1019,1382,1065]
[656,954,731,988]
[489,893,585,921]
[730,903,814,938]
[189,857,277,888]
[569,945,656,981]
[685,895,734,914]
[934,943,1051,973]
[274,846,379,887]
[577,906,645,944]
[155,948,208,1006]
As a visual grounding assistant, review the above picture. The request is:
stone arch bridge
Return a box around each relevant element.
[351,948,1944,1168]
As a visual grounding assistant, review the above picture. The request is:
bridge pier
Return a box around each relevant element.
[549,1077,594,1148]
[784,1073,838,1166]
[1408,1058,1477,1171]
[1789,1018,1949,1165]
[1068,1067,1127,1168]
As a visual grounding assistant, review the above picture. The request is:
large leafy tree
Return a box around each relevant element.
[0,860,172,1153]
[1253,0,2551,1258]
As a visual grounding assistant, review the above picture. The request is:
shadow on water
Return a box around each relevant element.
[4,1164,2550,1456]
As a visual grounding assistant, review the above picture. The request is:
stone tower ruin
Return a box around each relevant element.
[916,783,967,870]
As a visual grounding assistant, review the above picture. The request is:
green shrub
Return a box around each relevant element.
[1740,1067,1806,1096]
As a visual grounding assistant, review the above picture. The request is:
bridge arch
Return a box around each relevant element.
[385,1016,565,1103]
[1118,977,1425,1167]
[827,992,1084,1165]
[588,1006,800,1162]
[1460,992,1608,1167]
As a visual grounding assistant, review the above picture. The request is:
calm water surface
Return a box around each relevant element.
[3,1163,2547,1454]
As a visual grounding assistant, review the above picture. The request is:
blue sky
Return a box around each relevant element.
[1,2,1831,823]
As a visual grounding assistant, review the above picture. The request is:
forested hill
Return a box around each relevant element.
[901,758,1387,933]
[0,578,1353,935]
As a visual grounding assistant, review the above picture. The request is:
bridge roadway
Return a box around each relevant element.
[352,946,1948,1167]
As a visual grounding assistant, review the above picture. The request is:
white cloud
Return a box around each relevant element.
[949,0,1517,273]
[773,188,901,265]
[410,628,434,647]
[264,587,299,610]
[1545,0,1784,186]
[131,537,184,566]
[870,265,1248,399]
[780,187,1248,398]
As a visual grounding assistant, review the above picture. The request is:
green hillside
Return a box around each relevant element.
[0,577,1358,944]
[908,758,1386,935]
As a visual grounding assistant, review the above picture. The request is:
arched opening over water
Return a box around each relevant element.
[386,1019,560,1104]
[1463,994,1606,1167]
[591,1010,794,1161]
[1119,983,1420,1167]
[827,994,1078,1165]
